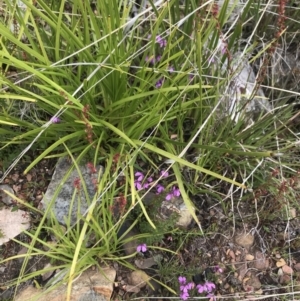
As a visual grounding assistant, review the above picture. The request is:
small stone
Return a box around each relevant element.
[235,232,254,249]
[26,174,32,182]
[127,270,150,289]
[224,283,230,289]
[276,258,286,268]
[253,251,269,270]
[135,254,163,269]
[17,246,30,263]
[159,197,194,229]
[245,254,254,261]
[209,209,216,216]
[0,184,15,205]
[282,265,293,275]
[0,266,5,273]
[41,263,55,282]
[245,274,261,290]
[280,274,292,285]
[294,263,300,272]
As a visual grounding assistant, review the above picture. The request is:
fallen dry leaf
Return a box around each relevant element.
[0,208,31,245]
[276,258,286,268]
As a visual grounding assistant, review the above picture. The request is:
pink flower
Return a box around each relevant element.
[178,276,186,284]
[145,56,155,64]
[155,77,164,88]
[186,282,194,290]
[196,284,204,294]
[180,292,189,300]
[181,285,189,293]
[172,186,181,197]
[136,243,147,252]
[134,181,142,190]
[135,172,144,182]
[143,182,149,189]
[155,35,167,48]
[156,184,165,194]
[168,65,174,73]
[50,116,60,123]
[204,282,216,293]
[165,193,173,201]
[166,186,181,200]
[160,170,169,178]
[214,265,223,273]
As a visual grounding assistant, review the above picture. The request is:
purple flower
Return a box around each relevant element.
[135,172,144,182]
[160,170,169,178]
[134,181,142,190]
[155,35,167,48]
[156,184,165,194]
[196,284,204,294]
[145,56,155,64]
[180,292,189,300]
[165,193,173,201]
[204,282,216,293]
[220,41,227,54]
[180,285,189,293]
[172,186,181,197]
[155,78,164,88]
[207,293,216,301]
[146,55,162,65]
[168,65,174,73]
[186,282,194,290]
[143,182,149,189]
[188,74,195,81]
[143,177,153,189]
[166,186,181,200]
[136,243,147,253]
[50,116,60,123]
[214,265,223,273]
[156,35,162,43]
[178,276,186,284]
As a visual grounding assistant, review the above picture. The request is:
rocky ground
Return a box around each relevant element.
[1,156,300,301]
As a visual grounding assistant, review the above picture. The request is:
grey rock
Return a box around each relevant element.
[40,157,103,225]
[222,52,271,122]
[159,196,194,229]
[0,184,15,205]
